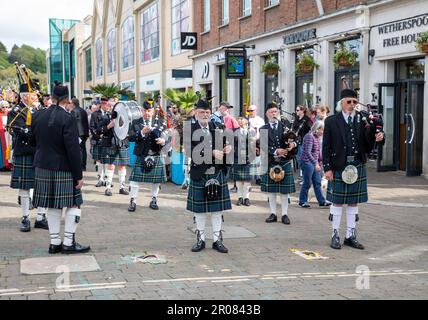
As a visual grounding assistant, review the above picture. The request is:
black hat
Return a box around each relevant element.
[266,102,279,111]
[52,84,69,102]
[220,101,232,108]
[195,99,210,110]
[340,89,358,100]
[100,97,108,102]
[143,100,154,110]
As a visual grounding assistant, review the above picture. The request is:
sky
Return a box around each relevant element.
[0,0,94,52]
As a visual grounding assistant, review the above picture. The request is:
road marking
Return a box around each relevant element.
[56,281,126,289]
[0,290,47,296]
[0,288,19,293]
[56,285,125,293]
[211,279,251,283]
[142,275,261,283]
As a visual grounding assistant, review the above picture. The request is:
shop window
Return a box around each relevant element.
[171,0,190,56]
[85,48,92,82]
[397,58,425,80]
[295,48,314,108]
[264,54,279,107]
[219,65,228,102]
[107,29,116,74]
[141,2,160,63]
[122,17,135,70]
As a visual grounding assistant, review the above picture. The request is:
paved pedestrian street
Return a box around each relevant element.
[1,162,428,300]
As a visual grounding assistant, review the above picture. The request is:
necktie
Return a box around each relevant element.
[145,119,150,126]
[272,122,277,132]
[347,115,352,127]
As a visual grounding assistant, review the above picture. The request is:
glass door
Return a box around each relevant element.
[377,83,398,171]
[405,80,424,176]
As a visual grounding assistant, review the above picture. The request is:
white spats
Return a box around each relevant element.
[151,183,160,198]
[194,213,207,241]
[211,212,223,242]
[268,193,277,215]
[48,209,62,246]
[36,207,47,221]
[237,182,251,199]
[130,181,140,202]
[105,168,114,189]
[330,205,343,236]
[64,208,81,246]
[96,162,105,182]
[280,194,289,217]
[18,189,30,218]
[346,206,358,238]
[118,168,126,188]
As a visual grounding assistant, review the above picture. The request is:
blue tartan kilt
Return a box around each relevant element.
[10,154,35,190]
[91,144,103,161]
[229,163,258,181]
[261,161,296,194]
[129,155,167,183]
[101,146,129,166]
[187,171,232,214]
[327,162,368,205]
[33,168,83,209]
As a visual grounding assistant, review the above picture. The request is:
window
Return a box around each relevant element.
[219,65,228,102]
[96,38,102,78]
[243,0,251,16]
[85,48,92,82]
[295,48,314,108]
[222,0,229,25]
[141,2,160,63]
[264,54,279,107]
[122,17,135,69]
[267,0,279,7]
[107,29,116,74]
[203,0,210,32]
[171,0,189,56]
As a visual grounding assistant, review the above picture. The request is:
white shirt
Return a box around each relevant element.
[342,110,356,123]
[248,115,265,136]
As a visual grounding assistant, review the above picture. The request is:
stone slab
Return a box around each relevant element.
[20,255,101,275]
[188,225,256,239]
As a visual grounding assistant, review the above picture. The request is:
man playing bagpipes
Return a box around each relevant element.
[89,98,107,188]
[128,99,168,212]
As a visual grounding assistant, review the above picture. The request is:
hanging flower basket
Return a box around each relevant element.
[262,55,281,78]
[416,31,428,54]
[421,43,428,55]
[333,42,358,69]
[338,56,353,67]
[295,52,318,75]
[298,64,314,73]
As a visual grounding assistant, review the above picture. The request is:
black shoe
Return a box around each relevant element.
[62,241,91,254]
[20,217,31,232]
[105,189,112,196]
[255,178,261,185]
[236,198,243,206]
[344,236,365,250]
[128,199,136,212]
[95,180,104,187]
[265,213,277,223]
[191,230,205,252]
[149,197,159,210]
[319,201,332,207]
[244,198,251,206]
[230,186,238,193]
[212,240,228,253]
[119,187,129,195]
[299,202,311,208]
[281,215,291,225]
[18,196,21,205]
[82,167,87,172]
[34,216,49,230]
[330,230,341,249]
[49,243,63,254]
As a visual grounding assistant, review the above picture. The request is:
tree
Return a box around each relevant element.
[0,41,7,53]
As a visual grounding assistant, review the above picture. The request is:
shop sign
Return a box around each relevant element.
[283,28,317,45]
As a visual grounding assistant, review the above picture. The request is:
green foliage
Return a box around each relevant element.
[295,52,319,75]
[0,42,7,53]
[333,42,358,69]
[118,87,136,101]
[7,45,47,73]
[416,31,428,53]
[164,88,200,115]
[90,83,122,98]
[262,55,281,75]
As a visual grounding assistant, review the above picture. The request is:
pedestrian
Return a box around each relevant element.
[70,98,90,171]
[89,99,107,187]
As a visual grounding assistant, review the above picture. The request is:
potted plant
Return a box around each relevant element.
[416,31,428,54]
[262,55,281,77]
[295,52,319,74]
[333,42,358,69]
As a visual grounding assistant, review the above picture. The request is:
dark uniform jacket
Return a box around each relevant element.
[292,115,312,145]
[89,110,104,144]
[260,121,297,166]
[7,102,36,156]
[71,106,89,138]
[30,105,82,181]
[322,112,384,172]
[128,117,167,157]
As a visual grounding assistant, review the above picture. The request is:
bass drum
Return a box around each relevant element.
[113,101,141,141]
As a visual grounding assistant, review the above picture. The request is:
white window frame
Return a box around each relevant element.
[121,16,135,70]
[106,29,116,74]
[222,0,229,25]
[267,0,279,7]
[140,1,160,64]
[203,0,210,32]
[243,0,251,17]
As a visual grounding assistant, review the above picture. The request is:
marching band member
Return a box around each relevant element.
[128,100,168,212]
[30,83,90,254]
[7,84,48,232]
[323,89,384,250]
[89,98,106,187]
[99,97,130,196]
[260,103,297,225]
[186,100,232,253]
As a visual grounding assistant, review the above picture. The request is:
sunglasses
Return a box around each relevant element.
[248,109,255,112]
[346,99,358,105]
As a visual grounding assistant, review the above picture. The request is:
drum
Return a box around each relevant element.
[113,101,141,141]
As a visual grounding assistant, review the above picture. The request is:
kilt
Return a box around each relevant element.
[261,161,296,194]
[91,144,103,162]
[10,154,35,190]
[101,146,129,166]
[187,171,232,213]
[33,168,83,209]
[327,162,368,205]
[229,163,257,181]
[129,155,167,183]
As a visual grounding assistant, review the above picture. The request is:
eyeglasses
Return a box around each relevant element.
[346,99,358,105]
[248,110,255,112]
[296,109,301,112]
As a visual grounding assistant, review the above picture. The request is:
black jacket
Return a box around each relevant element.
[89,110,104,144]
[128,117,167,157]
[292,115,312,144]
[71,106,89,138]
[260,121,297,166]
[322,112,383,172]
[7,102,36,156]
[30,105,83,181]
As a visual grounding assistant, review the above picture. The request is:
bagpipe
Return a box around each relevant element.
[356,103,384,134]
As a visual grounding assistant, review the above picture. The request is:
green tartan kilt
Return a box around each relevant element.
[101,146,129,166]
[91,144,103,161]
[327,162,368,205]
[33,168,83,209]
[261,161,296,194]
[129,155,167,183]
[187,171,232,214]
[10,154,35,190]
[229,163,258,181]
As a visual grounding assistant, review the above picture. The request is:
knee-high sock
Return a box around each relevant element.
[130,181,139,203]
[48,209,62,245]
[194,213,206,241]
[29,188,34,199]
[36,207,47,221]
[268,193,277,215]
[151,183,160,198]
[243,182,251,199]
[18,189,30,218]
[236,181,244,198]
[346,206,358,238]
[118,167,126,188]
[211,212,223,242]
[105,168,114,189]
[64,208,81,246]
[330,205,343,236]
[96,162,104,181]
[280,194,289,217]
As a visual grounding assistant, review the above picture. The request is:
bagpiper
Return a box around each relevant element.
[186,99,232,253]
[89,98,106,187]
[7,84,48,232]
[128,100,168,212]
[30,83,90,254]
